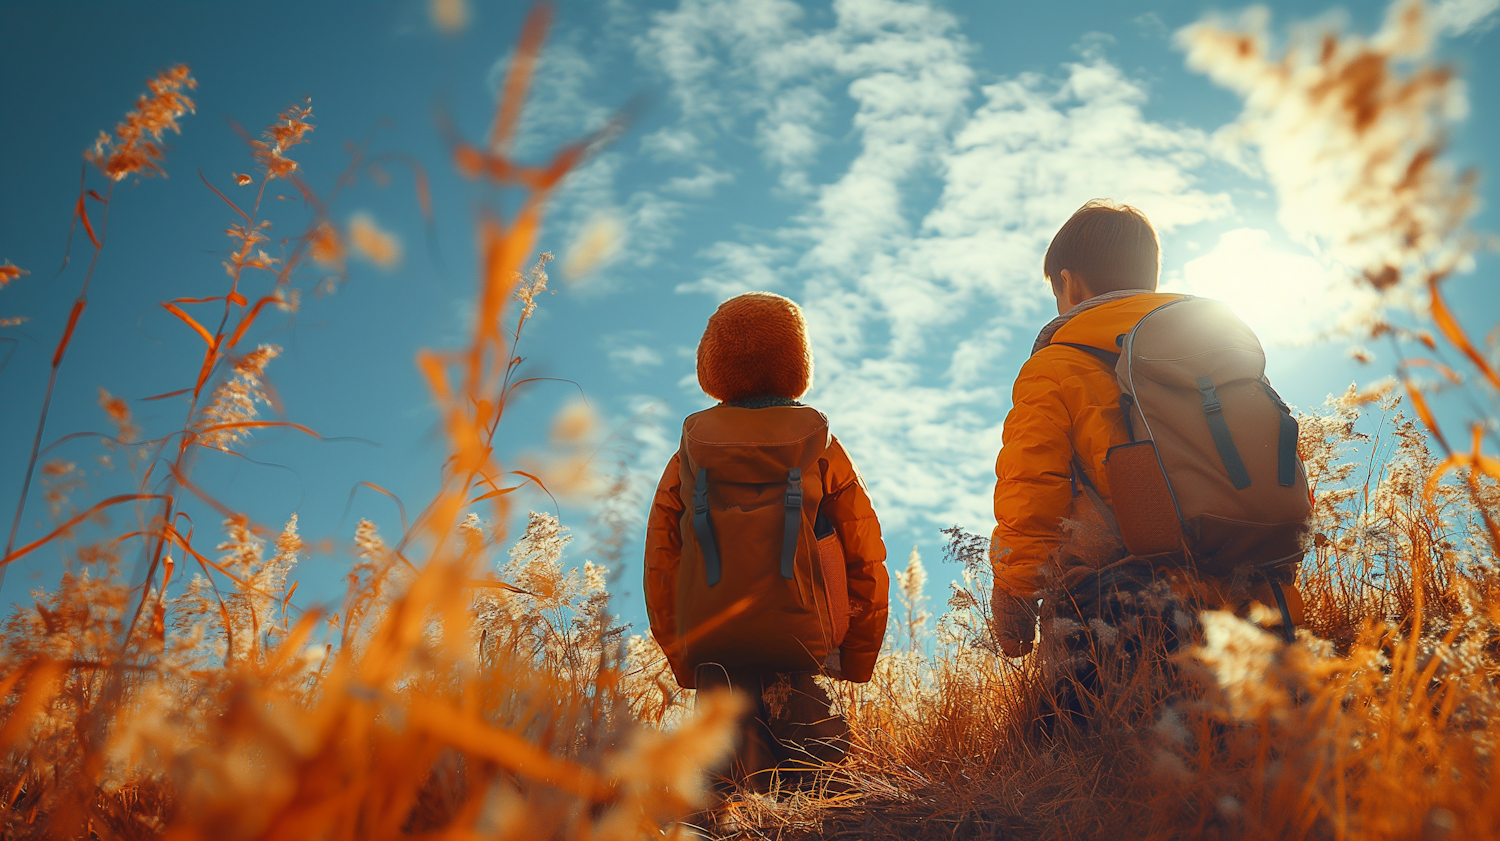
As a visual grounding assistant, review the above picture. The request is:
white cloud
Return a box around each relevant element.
[630,0,1237,534]
[661,164,734,198]
[1433,0,1499,35]
[1178,2,1477,304]
[676,241,787,296]
[639,126,704,161]
[603,333,666,371]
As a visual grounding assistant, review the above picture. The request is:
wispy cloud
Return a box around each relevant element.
[1177,0,1478,310]
[602,332,667,372]
[676,241,788,296]
[611,0,1242,532]
[1433,0,1499,34]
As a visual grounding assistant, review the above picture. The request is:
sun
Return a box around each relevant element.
[1174,228,1379,346]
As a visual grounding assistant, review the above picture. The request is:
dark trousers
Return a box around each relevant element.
[694,663,850,794]
[1040,566,1200,735]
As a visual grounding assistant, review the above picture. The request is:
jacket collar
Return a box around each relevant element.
[1031,289,1153,355]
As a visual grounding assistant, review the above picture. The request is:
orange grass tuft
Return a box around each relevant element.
[0,262,27,289]
[347,212,402,269]
[0,10,739,840]
[1,3,1496,840]
[84,65,196,182]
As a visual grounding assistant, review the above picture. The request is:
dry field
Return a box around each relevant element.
[1,2,1497,839]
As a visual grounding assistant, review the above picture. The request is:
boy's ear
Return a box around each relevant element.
[1059,269,1093,308]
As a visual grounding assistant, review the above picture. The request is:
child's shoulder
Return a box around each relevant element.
[680,401,831,445]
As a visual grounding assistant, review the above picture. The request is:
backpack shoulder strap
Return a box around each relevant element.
[1195,376,1253,490]
[780,468,802,579]
[1260,380,1300,488]
[692,468,723,586]
[1070,456,1121,537]
[1054,342,1121,371]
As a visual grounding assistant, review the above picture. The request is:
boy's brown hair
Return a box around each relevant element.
[1044,199,1161,295]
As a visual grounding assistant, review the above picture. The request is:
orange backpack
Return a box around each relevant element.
[674,405,850,674]
[1061,297,1312,634]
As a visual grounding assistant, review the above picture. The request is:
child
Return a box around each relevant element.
[990,199,1307,726]
[644,292,889,792]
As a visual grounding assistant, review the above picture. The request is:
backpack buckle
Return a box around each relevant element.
[785,468,803,509]
[693,468,710,515]
[1196,377,1222,414]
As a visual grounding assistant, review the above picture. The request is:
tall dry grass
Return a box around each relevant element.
[1,1,1497,840]
[0,8,738,840]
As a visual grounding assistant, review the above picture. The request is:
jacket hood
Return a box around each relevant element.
[1048,292,1184,355]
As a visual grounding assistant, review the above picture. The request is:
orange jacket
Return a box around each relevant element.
[645,434,889,687]
[990,292,1304,622]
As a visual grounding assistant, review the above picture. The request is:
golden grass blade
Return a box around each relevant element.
[0,660,62,751]
[162,303,217,347]
[1403,379,1449,453]
[1429,274,1500,391]
[1,493,167,565]
[488,3,553,155]
[197,168,252,224]
[74,194,101,249]
[407,698,608,801]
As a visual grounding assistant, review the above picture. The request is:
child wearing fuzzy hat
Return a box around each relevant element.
[643,292,889,793]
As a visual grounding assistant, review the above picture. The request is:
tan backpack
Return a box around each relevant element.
[674,405,850,674]
[1061,297,1311,634]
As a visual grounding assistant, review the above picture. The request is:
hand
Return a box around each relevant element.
[822,649,844,680]
[993,594,1038,658]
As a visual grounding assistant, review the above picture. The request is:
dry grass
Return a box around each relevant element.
[0,2,1497,840]
[0,10,733,840]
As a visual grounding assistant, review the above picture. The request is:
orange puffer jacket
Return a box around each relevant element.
[991,293,1304,620]
[646,433,888,688]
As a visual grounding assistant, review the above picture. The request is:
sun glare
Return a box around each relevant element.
[1176,228,1378,345]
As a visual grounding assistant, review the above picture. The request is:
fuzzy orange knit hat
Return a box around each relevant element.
[696,292,813,403]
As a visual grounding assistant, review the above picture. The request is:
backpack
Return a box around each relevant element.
[674,405,851,674]
[1059,297,1311,630]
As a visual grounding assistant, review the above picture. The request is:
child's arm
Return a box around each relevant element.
[991,357,1073,652]
[643,453,691,686]
[821,437,889,683]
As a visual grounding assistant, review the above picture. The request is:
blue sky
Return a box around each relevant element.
[1,0,1496,634]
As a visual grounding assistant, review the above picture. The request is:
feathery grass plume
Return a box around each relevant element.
[550,398,598,445]
[1179,0,1477,300]
[0,261,27,289]
[3,14,752,832]
[515,250,553,324]
[193,344,280,450]
[37,460,84,522]
[894,545,929,653]
[1184,0,1499,533]
[252,99,314,181]
[84,65,196,181]
[95,388,139,446]
[348,211,403,270]
[620,633,692,727]
[96,387,144,473]
[308,220,345,271]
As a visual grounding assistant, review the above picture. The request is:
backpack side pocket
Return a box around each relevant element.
[1105,440,1185,558]
[814,510,850,647]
